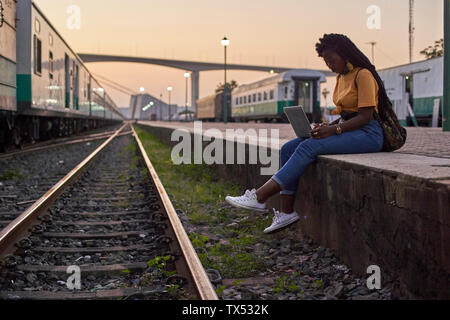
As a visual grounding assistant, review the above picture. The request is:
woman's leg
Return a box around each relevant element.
[271,120,384,197]
[255,137,305,203]
[280,194,296,214]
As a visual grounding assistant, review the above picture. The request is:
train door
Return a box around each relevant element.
[403,74,417,126]
[404,74,414,110]
[71,60,76,109]
[65,54,70,108]
[74,64,79,110]
[88,77,92,116]
[294,79,320,121]
[295,80,312,111]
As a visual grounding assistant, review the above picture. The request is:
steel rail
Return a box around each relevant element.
[131,124,218,300]
[0,123,128,257]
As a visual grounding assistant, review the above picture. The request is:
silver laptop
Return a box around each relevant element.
[284,106,312,138]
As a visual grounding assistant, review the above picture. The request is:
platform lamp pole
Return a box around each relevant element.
[221,37,230,124]
[167,86,173,122]
[159,94,163,121]
[184,72,190,121]
[444,0,450,131]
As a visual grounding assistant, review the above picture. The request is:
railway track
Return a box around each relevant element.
[0,124,126,160]
[0,123,217,300]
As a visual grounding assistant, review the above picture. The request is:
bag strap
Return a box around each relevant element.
[353,67,378,118]
[353,67,363,89]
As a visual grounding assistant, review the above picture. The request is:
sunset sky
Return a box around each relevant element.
[33,0,444,108]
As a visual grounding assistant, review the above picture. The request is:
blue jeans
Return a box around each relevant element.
[272,119,384,195]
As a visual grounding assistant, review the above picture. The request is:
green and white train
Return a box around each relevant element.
[378,56,443,127]
[231,69,326,123]
[0,0,16,115]
[0,0,123,151]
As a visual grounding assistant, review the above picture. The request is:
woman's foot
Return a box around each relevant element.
[264,209,300,234]
[225,189,268,212]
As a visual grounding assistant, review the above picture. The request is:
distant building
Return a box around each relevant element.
[129,94,179,121]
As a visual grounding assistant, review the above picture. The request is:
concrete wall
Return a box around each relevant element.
[136,123,450,299]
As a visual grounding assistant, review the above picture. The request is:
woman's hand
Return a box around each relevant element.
[310,124,336,139]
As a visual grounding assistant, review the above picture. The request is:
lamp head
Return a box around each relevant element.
[221,37,230,47]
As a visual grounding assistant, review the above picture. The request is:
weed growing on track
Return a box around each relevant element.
[0,169,27,181]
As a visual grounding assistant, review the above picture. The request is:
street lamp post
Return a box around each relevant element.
[159,94,163,121]
[221,37,230,124]
[167,86,173,122]
[322,88,330,119]
[184,72,190,122]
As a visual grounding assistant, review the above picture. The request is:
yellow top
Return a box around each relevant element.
[332,66,379,115]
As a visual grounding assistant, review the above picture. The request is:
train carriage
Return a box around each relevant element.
[0,0,123,147]
[17,1,98,119]
[231,69,326,123]
[0,0,17,150]
[196,92,231,122]
[378,56,443,127]
[0,0,17,113]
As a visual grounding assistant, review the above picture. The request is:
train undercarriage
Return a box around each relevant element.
[0,112,118,153]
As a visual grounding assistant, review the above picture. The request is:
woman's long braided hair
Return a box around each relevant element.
[315,33,391,109]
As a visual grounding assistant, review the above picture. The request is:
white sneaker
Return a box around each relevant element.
[264,209,300,234]
[225,189,267,212]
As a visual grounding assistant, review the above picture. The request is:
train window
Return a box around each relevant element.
[284,86,288,98]
[34,35,42,76]
[264,92,267,101]
[49,51,54,80]
[258,93,261,101]
[35,18,41,34]
[270,90,274,100]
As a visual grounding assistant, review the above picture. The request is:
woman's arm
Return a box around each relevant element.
[310,107,374,139]
[336,107,374,133]
[312,117,341,129]
[328,118,341,126]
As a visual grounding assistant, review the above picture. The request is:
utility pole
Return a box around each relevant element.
[409,0,415,63]
[366,42,376,64]
[444,0,450,131]
[221,37,230,124]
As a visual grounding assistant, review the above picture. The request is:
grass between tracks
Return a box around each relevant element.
[134,127,270,287]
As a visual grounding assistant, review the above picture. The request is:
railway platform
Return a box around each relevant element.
[137,120,450,299]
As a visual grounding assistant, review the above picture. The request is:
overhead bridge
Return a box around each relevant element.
[77,53,334,113]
